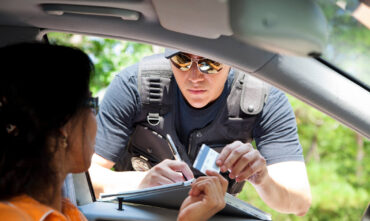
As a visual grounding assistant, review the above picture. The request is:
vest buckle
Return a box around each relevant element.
[147,112,160,126]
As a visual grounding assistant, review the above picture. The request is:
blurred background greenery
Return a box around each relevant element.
[47,1,369,219]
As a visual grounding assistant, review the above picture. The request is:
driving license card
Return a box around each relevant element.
[193,144,220,174]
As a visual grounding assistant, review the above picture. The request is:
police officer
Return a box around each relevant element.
[90,49,311,216]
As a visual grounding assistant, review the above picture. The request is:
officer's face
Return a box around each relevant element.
[171,53,230,108]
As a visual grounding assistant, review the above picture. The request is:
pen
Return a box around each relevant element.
[166,134,182,161]
[166,134,188,181]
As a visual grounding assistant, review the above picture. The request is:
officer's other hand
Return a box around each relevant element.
[138,159,194,189]
[216,141,268,185]
[177,170,227,221]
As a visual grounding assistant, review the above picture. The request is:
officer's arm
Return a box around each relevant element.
[217,141,311,216]
[89,153,194,197]
[253,161,311,216]
[89,153,148,197]
[250,88,311,215]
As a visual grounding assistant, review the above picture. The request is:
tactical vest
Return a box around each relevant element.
[115,54,270,194]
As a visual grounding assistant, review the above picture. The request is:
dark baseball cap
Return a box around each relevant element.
[164,48,181,59]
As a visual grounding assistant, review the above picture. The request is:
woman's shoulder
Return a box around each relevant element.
[0,195,55,220]
[0,201,33,221]
[62,198,87,221]
[0,195,87,221]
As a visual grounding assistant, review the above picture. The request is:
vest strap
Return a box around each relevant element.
[138,54,173,124]
[227,69,270,117]
[241,74,270,115]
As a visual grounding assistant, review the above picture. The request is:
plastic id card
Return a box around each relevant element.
[193,144,220,174]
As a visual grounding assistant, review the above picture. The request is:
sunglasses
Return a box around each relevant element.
[85,96,99,115]
[170,53,224,74]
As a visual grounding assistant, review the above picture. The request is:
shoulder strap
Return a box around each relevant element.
[240,73,270,115]
[138,54,173,126]
[227,69,270,117]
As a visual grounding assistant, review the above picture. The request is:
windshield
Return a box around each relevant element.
[316,0,370,89]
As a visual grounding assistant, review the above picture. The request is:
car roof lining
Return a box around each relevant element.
[41,28,370,138]
[0,0,328,55]
[0,0,369,139]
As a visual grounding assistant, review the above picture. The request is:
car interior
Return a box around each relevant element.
[0,0,369,220]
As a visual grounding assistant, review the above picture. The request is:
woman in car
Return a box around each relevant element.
[0,43,227,221]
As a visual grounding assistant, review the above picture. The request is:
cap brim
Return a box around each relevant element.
[164,48,181,59]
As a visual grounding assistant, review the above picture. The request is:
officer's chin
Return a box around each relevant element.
[189,101,209,109]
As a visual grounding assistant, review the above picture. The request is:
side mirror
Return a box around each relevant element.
[230,0,328,56]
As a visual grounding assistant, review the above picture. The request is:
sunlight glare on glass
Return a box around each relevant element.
[316,0,370,88]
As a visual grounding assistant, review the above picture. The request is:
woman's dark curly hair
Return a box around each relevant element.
[0,42,93,200]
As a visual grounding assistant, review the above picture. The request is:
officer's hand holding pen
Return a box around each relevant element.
[137,135,193,189]
[166,134,190,181]
[166,134,182,162]
[138,159,194,189]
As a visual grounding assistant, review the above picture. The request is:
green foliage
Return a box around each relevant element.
[47,32,162,94]
[238,95,369,221]
[239,161,369,221]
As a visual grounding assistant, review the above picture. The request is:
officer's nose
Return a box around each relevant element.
[188,63,204,83]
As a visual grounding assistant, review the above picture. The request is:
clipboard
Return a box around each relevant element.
[100,179,271,220]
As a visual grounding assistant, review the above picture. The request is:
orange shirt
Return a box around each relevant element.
[0,195,87,221]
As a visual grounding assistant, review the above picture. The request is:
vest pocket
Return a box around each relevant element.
[224,117,255,141]
[128,125,174,170]
[207,144,225,153]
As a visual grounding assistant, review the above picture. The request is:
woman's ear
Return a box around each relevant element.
[58,119,74,149]
[59,126,69,139]
[57,126,68,150]
[59,117,74,139]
